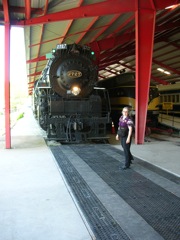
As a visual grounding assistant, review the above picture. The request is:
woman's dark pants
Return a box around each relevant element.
[120,136,132,167]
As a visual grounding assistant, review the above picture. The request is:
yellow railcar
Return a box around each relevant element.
[97,72,159,128]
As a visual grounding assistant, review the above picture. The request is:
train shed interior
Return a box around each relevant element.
[0,1,180,240]
[1,0,180,147]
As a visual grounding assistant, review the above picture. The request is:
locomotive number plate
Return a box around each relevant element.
[67,70,82,78]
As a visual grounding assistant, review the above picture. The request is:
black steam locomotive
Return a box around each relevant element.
[33,44,111,142]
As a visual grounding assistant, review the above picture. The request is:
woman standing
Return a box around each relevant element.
[116,107,134,170]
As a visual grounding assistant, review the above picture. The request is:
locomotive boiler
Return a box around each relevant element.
[33,43,111,142]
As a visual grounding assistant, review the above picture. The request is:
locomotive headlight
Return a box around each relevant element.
[71,86,81,96]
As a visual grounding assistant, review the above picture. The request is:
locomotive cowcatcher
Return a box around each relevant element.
[33,43,111,143]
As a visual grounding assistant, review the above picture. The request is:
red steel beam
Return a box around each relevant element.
[4,25,11,149]
[90,14,121,43]
[27,55,46,63]
[27,32,134,63]
[26,15,179,50]
[28,85,34,89]
[11,0,179,26]
[154,49,179,62]
[89,32,134,52]
[108,14,135,38]
[135,3,156,144]
[27,71,42,77]
[91,19,176,56]
[0,6,43,14]
[153,58,180,75]
[25,0,31,20]
[154,0,180,9]
[59,0,83,44]
[29,0,49,83]
[3,0,11,148]
[151,76,169,85]
[28,81,35,85]
[156,20,180,32]
[99,49,134,68]
[76,16,99,43]
[12,0,136,26]
[166,40,180,50]
[28,24,111,48]
[20,0,179,94]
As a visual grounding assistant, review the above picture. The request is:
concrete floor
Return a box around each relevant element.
[108,133,180,177]
[0,107,179,240]
[0,108,94,240]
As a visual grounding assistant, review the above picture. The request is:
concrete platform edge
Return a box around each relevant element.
[49,148,96,240]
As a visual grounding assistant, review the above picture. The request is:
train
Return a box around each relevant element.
[158,83,180,117]
[33,43,111,142]
[96,72,159,129]
[157,83,180,132]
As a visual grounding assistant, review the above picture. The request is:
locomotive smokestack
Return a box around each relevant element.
[70,44,79,54]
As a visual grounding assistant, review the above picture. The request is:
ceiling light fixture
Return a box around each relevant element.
[157,68,164,72]
[157,68,171,75]
[165,5,174,9]
[164,71,171,75]
[165,3,180,9]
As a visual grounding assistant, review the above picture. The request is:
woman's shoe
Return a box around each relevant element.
[121,166,130,170]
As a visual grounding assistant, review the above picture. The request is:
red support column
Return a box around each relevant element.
[135,7,156,144]
[4,23,11,149]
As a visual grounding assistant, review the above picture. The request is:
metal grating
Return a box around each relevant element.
[50,145,130,240]
[69,144,180,240]
[50,144,180,240]
[99,144,180,185]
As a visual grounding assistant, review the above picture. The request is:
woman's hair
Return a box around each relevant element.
[122,107,129,112]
